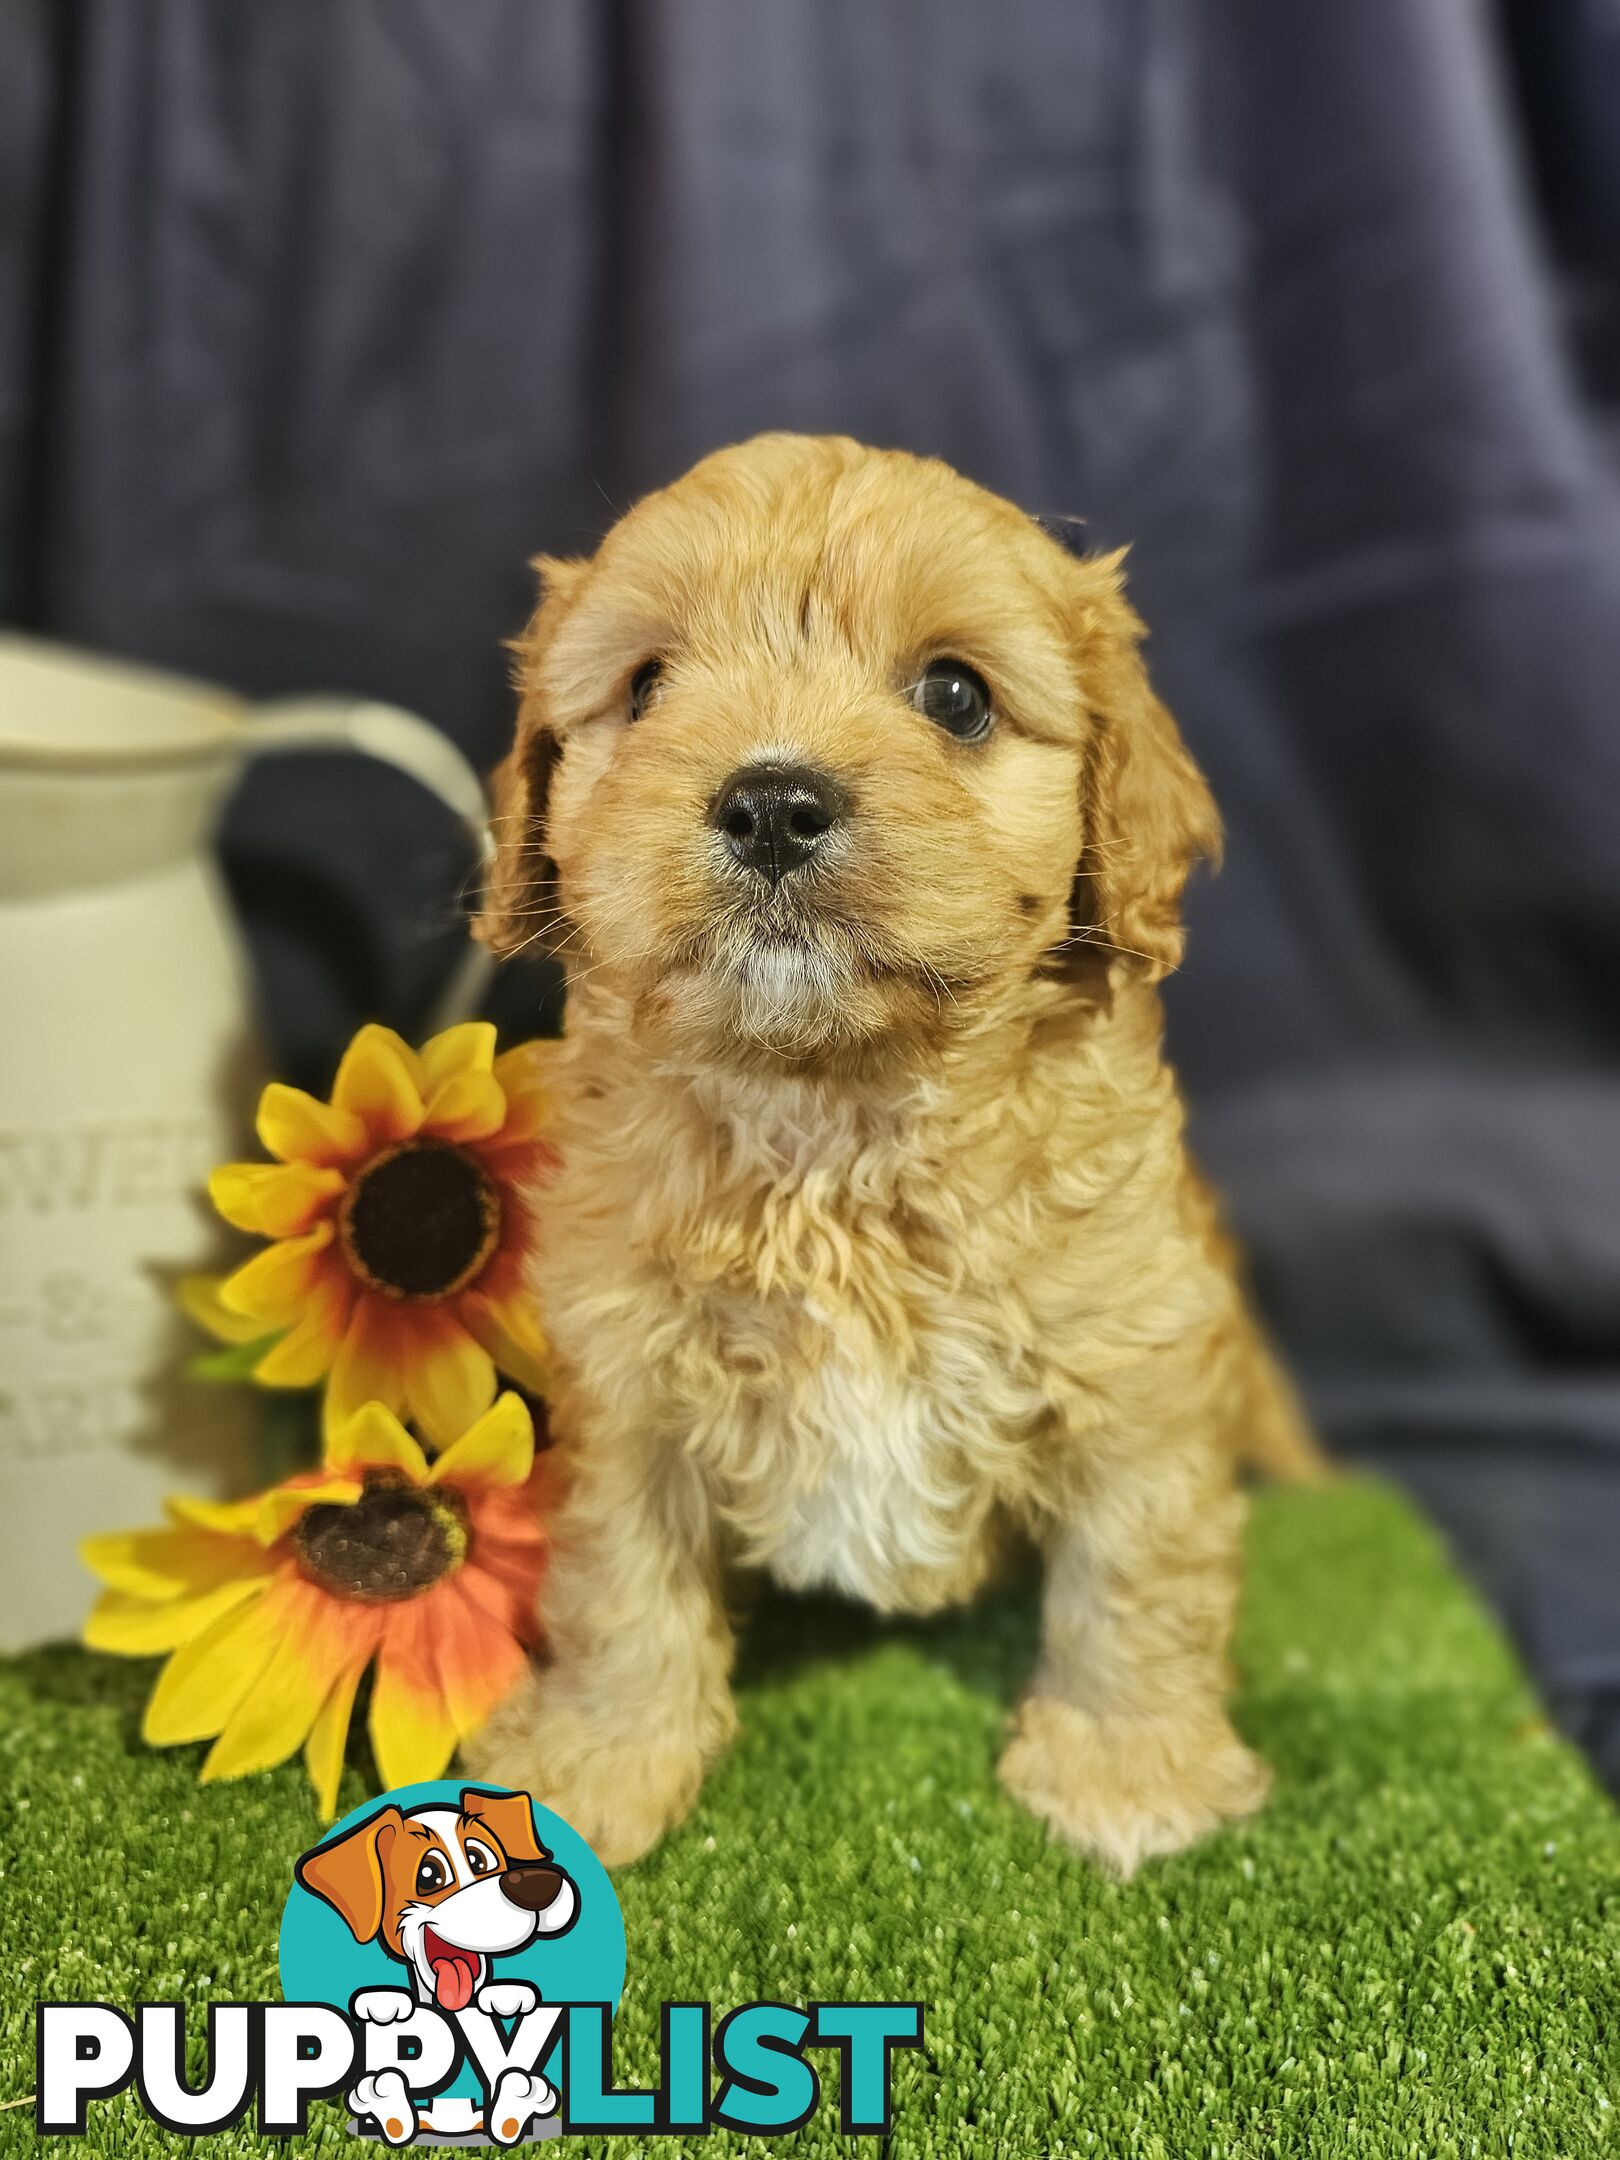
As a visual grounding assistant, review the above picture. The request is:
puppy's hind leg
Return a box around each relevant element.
[468,1432,734,1869]
[998,1413,1269,1877]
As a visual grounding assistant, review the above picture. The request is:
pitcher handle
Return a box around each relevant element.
[246,697,495,1030]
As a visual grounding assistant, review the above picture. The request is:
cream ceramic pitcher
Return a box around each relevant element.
[0,636,494,1651]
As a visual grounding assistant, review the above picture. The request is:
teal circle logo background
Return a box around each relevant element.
[279,1782,624,2097]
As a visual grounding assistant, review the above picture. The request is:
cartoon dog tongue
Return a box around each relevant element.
[424,1929,480,2012]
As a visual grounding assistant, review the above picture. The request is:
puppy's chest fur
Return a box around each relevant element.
[543,1084,1070,1612]
[712,1279,1033,1611]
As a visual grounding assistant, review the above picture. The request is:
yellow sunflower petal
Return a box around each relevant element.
[370,1610,458,1790]
[331,1025,426,1145]
[324,1299,409,1436]
[141,1584,282,1747]
[80,1524,249,1599]
[421,1070,508,1144]
[251,1277,352,1389]
[460,1289,550,1397]
[83,1575,265,1657]
[492,1040,559,1090]
[254,1475,364,1547]
[176,1274,271,1347]
[491,1044,558,1143]
[418,1021,498,1094]
[200,1601,358,1784]
[257,1083,368,1168]
[402,1316,497,1453]
[166,1494,266,1536]
[208,1161,346,1238]
[428,1392,534,1492]
[341,1021,423,1082]
[217,1223,335,1326]
[324,1401,430,1482]
[305,1658,367,1821]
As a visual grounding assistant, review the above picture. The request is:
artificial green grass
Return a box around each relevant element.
[4,1480,1618,2157]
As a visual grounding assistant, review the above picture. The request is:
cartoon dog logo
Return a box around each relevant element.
[295,1787,577,2144]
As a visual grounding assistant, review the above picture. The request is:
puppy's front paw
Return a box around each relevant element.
[467,1670,709,1868]
[476,1979,540,2020]
[351,1987,415,2026]
[998,1697,1270,1879]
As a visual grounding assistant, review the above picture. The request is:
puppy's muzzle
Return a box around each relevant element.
[500,1862,568,1912]
[710,762,847,885]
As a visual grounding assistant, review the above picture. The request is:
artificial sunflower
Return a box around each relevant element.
[81,1394,546,1817]
[194,1021,555,1448]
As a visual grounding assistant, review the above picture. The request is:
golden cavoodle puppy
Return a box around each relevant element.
[471,432,1317,1875]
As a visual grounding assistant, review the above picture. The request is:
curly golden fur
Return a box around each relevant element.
[469,433,1318,1875]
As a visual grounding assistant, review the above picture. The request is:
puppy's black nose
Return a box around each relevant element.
[710,764,847,883]
[501,1862,566,1912]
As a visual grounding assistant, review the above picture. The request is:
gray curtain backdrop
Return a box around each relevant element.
[3,0,1619,1776]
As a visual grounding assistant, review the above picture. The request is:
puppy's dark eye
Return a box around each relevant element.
[415,1853,449,1896]
[912,659,992,741]
[464,1840,499,1877]
[628,659,662,721]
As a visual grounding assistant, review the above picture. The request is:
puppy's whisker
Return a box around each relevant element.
[1053,928,1162,970]
[504,915,585,961]
[494,903,575,926]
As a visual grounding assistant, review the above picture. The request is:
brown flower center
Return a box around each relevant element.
[339,1139,499,1301]
[293,1472,468,1602]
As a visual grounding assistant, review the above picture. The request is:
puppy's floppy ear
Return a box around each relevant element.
[476,554,588,956]
[459,1786,551,1864]
[293,1804,404,1943]
[1059,551,1220,987]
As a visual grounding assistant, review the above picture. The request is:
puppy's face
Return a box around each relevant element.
[482,434,1217,1068]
